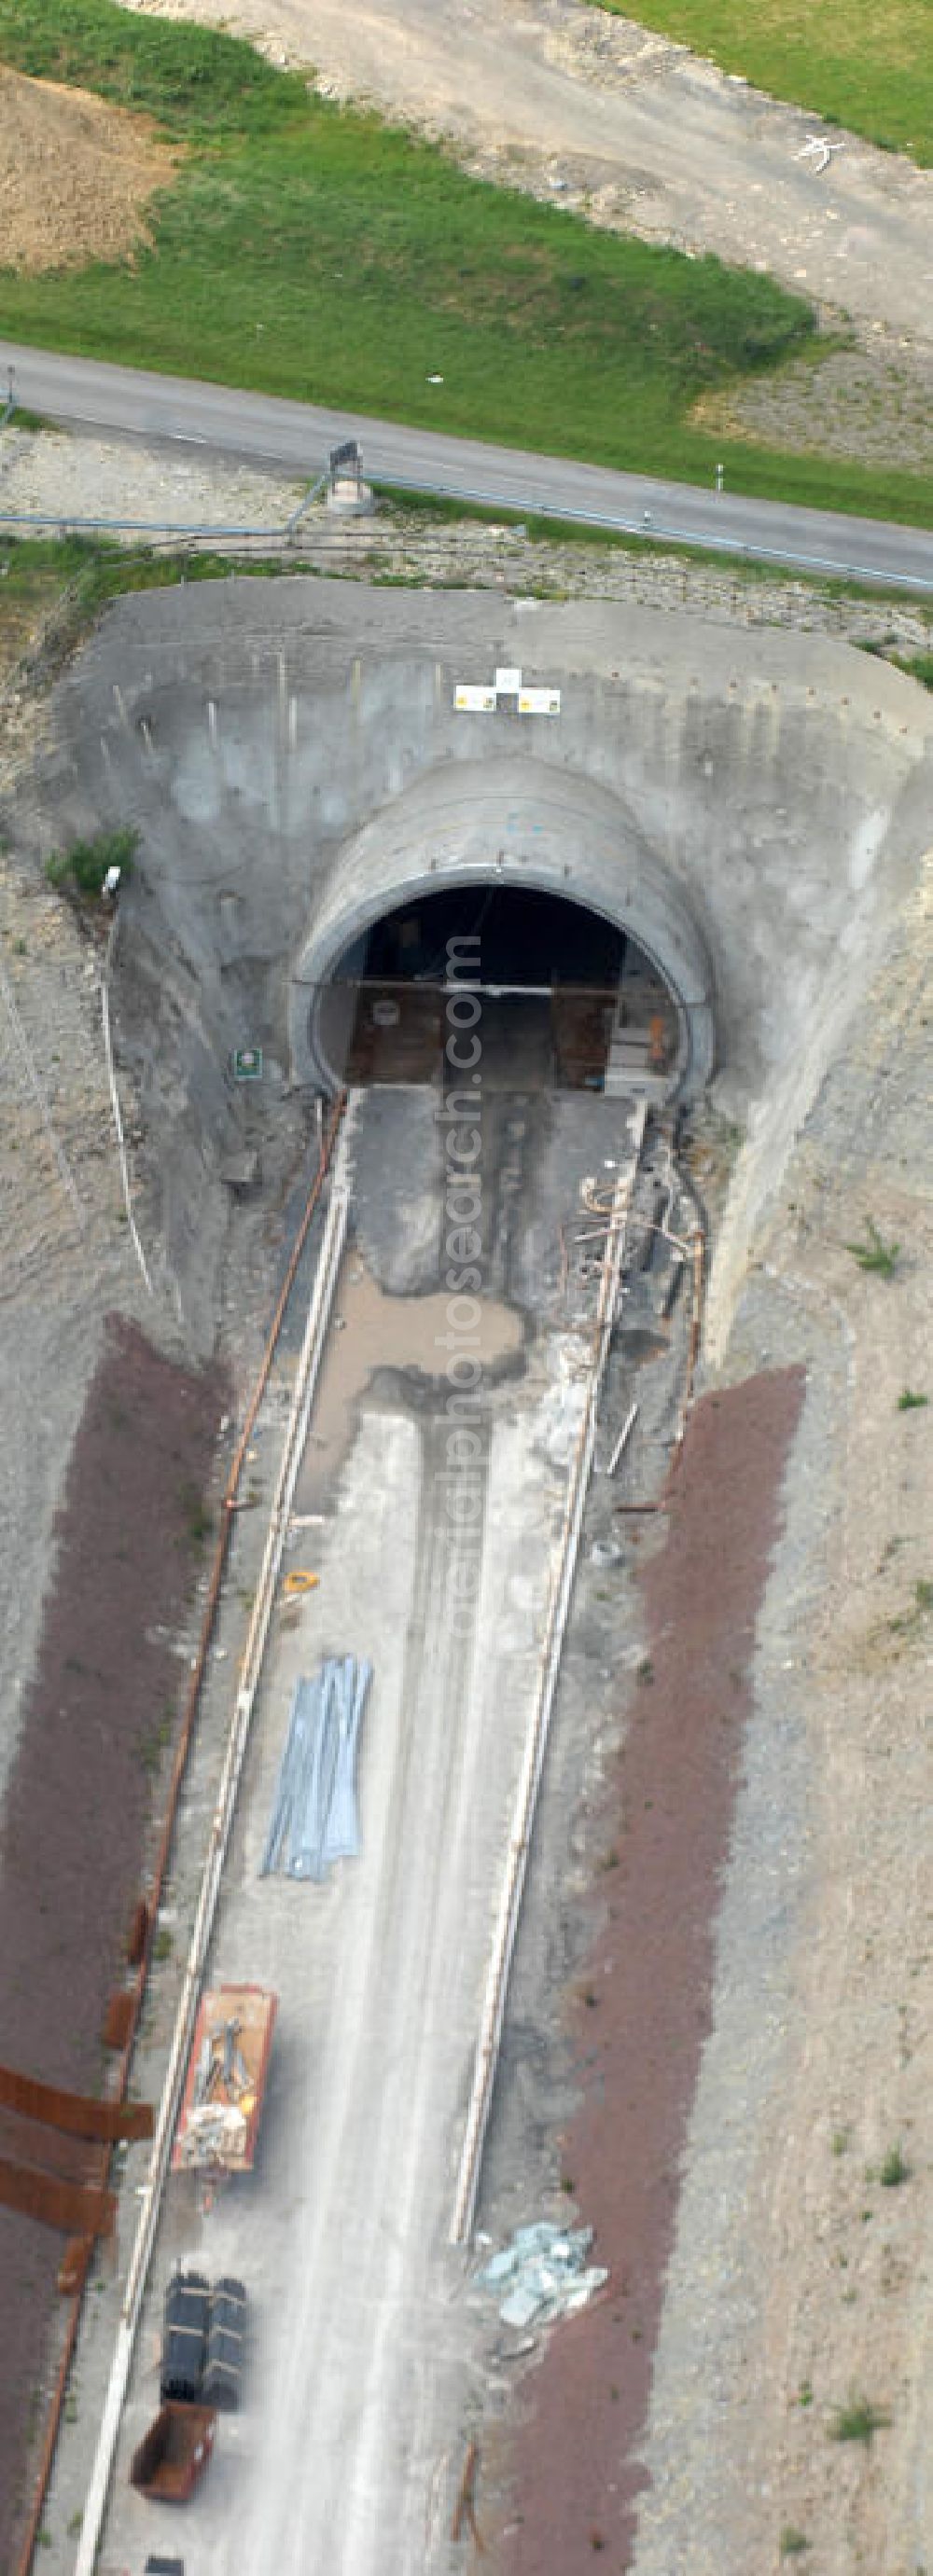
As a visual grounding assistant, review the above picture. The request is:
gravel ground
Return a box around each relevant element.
[0,832,230,2566]
[0,1318,223,2571]
[0,424,306,537]
[693,329,933,478]
[495,1368,806,2573]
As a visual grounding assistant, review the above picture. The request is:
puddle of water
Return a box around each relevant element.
[295,1259,525,1505]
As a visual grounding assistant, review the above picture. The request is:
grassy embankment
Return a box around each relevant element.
[592,0,933,163]
[0,0,932,526]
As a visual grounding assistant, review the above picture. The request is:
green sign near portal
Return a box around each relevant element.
[232,1046,263,1081]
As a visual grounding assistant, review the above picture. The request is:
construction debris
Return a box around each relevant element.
[479,2223,607,2330]
[172,1987,277,2175]
[260,1656,372,1882]
[282,1568,319,1599]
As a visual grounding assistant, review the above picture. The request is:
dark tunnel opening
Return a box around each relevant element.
[313,884,683,1094]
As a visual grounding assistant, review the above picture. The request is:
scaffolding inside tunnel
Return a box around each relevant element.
[314,975,678,1089]
[309,882,682,1093]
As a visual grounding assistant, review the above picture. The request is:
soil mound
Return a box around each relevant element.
[0,63,176,271]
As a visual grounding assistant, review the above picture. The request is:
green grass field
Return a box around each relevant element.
[0,0,931,527]
[592,0,932,164]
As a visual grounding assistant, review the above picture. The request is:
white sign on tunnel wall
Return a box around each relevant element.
[518,688,561,714]
[454,668,561,715]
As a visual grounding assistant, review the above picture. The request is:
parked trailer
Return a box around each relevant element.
[172,1985,277,2174]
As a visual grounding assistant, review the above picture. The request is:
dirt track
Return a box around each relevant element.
[121,0,933,345]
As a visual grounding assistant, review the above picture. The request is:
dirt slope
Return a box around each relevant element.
[0,63,176,271]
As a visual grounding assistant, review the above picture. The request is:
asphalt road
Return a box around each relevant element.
[3,339,933,591]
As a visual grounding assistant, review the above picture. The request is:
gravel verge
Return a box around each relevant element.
[495,1368,807,2573]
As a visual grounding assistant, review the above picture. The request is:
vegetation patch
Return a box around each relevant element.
[879,2140,910,2186]
[888,1578,933,1640]
[591,0,932,164]
[891,651,933,690]
[45,822,138,897]
[0,0,930,526]
[0,532,304,687]
[844,1217,900,1278]
[829,2393,892,2444]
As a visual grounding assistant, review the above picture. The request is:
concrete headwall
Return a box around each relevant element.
[10,579,931,1336]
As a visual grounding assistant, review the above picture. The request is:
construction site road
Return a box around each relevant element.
[101,1368,570,2576]
[3,339,933,590]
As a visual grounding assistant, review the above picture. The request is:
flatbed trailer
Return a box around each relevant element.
[171,1985,277,2175]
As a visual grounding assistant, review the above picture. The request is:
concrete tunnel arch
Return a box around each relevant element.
[289,759,717,1099]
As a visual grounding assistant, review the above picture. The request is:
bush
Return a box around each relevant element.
[45,824,139,898]
[844,1217,900,1278]
[829,2393,891,2444]
[880,2141,909,2187]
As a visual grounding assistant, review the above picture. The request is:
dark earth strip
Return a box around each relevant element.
[0,1317,224,2568]
[499,1364,806,2573]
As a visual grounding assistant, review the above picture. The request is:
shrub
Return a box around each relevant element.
[844,1217,899,1277]
[45,824,139,898]
[880,2141,909,2187]
[829,2394,891,2444]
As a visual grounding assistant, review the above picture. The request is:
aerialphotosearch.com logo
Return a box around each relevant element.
[436,933,486,1637]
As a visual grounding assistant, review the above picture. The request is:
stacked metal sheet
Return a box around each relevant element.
[259,1657,372,1882]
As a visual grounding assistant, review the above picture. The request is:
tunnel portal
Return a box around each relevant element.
[292,760,716,1103]
[313,881,680,1094]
